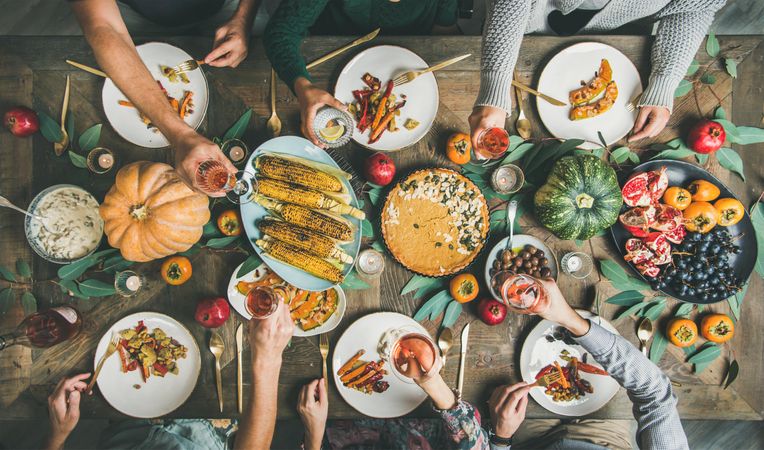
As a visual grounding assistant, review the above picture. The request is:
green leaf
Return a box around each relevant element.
[37,110,63,143]
[15,259,31,278]
[401,275,441,296]
[101,255,134,274]
[751,202,764,279]
[695,153,709,164]
[205,236,240,248]
[340,269,370,290]
[716,147,745,181]
[735,126,764,145]
[652,148,695,161]
[675,303,694,318]
[177,244,202,257]
[700,73,716,85]
[57,256,99,280]
[715,119,740,142]
[526,139,584,176]
[501,142,535,163]
[615,301,649,321]
[367,186,383,206]
[78,124,102,152]
[723,360,739,389]
[706,32,720,57]
[0,265,17,282]
[627,151,640,164]
[605,290,644,306]
[202,220,223,238]
[412,289,451,322]
[237,254,263,278]
[649,331,668,364]
[21,291,36,315]
[91,248,119,260]
[58,279,90,299]
[77,279,117,297]
[361,219,374,238]
[726,282,748,321]
[642,298,667,321]
[688,342,721,373]
[724,58,737,78]
[714,106,727,120]
[686,59,700,76]
[609,146,631,164]
[461,162,490,175]
[68,151,88,169]
[682,344,697,357]
[674,79,693,98]
[599,259,651,291]
[0,288,13,313]
[441,301,463,329]
[223,108,252,141]
[371,240,386,254]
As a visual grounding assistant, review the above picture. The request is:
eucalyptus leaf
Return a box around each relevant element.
[0,265,17,282]
[714,119,740,142]
[695,153,709,164]
[716,147,745,181]
[700,73,716,85]
[675,303,694,318]
[205,236,240,248]
[643,298,667,321]
[78,124,102,152]
[223,108,252,141]
[526,139,584,176]
[401,275,441,296]
[37,110,63,143]
[77,279,117,297]
[237,254,263,278]
[688,343,721,373]
[615,301,649,321]
[412,290,451,322]
[723,359,739,389]
[361,219,374,238]
[649,331,668,364]
[59,279,90,299]
[714,106,727,120]
[651,148,695,161]
[371,240,386,254]
[0,288,13,313]
[15,259,31,278]
[705,32,720,57]
[599,259,651,291]
[674,79,693,98]
[735,126,764,145]
[441,301,463,328]
[68,151,88,169]
[66,115,75,149]
[203,220,223,238]
[57,256,99,280]
[609,147,631,164]
[501,142,535,163]
[726,283,748,321]
[177,244,202,257]
[605,290,644,306]
[686,59,700,76]
[724,58,737,78]
[21,291,36,314]
[340,269,370,290]
[627,151,640,164]
[597,131,608,149]
[461,163,489,175]
[367,187,383,206]
[751,202,764,279]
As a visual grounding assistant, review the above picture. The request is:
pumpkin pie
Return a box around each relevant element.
[381,168,489,277]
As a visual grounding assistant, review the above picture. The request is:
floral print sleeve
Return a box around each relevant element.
[434,400,491,450]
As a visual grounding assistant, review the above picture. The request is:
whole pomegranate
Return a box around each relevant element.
[3,106,39,137]
[364,152,396,186]
[476,297,507,326]
[194,297,230,328]
[687,120,725,154]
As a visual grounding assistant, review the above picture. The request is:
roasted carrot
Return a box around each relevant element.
[369,101,406,143]
[348,366,379,387]
[337,350,365,376]
[179,91,193,119]
[370,80,393,130]
[118,100,135,107]
[554,361,569,389]
[340,362,370,383]
[170,97,180,113]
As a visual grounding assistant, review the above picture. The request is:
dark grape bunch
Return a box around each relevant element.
[651,228,743,302]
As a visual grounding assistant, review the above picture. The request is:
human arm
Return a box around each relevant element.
[43,373,90,450]
[234,303,294,450]
[69,0,235,191]
[204,0,260,68]
[432,0,460,34]
[297,378,328,450]
[630,0,726,141]
[537,279,689,450]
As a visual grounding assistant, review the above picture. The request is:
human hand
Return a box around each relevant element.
[297,378,328,450]
[628,106,670,142]
[172,130,237,196]
[205,16,250,68]
[46,373,90,450]
[537,278,590,336]
[400,348,442,384]
[488,382,531,439]
[248,301,293,365]
[468,105,507,150]
[294,77,346,148]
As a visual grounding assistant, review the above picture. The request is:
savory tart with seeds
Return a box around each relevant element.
[381,168,490,276]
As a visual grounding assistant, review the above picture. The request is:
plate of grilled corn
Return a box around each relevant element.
[239,136,364,291]
[227,261,346,337]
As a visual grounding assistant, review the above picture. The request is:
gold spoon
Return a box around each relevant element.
[437,327,454,369]
[54,75,71,155]
[514,72,531,139]
[637,317,653,356]
[209,331,225,413]
[266,68,282,137]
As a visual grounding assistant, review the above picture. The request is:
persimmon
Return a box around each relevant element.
[683,201,718,233]
[161,256,192,285]
[700,314,734,343]
[666,318,697,347]
[217,209,242,236]
[713,198,744,227]
[449,273,479,303]
[662,187,692,211]
[687,180,720,202]
[446,133,471,165]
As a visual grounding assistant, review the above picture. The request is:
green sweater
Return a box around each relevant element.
[264,0,458,90]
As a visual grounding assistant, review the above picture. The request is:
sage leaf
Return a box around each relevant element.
[643,298,667,321]
[651,148,695,161]
[714,106,726,120]
[361,219,374,238]
[688,342,721,374]
[735,126,764,145]
[674,79,693,97]
[223,108,252,141]
[716,147,745,181]
[723,360,739,389]
[751,203,764,279]
[15,259,31,278]
[605,290,644,306]
[714,119,740,142]
[724,58,737,78]
[37,110,63,143]
[205,236,240,248]
[237,254,263,278]
[695,153,709,164]
[615,301,649,321]
[340,269,369,290]
[101,254,134,274]
[649,331,668,364]
[77,279,117,297]
[78,124,102,153]
[57,256,99,280]
[0,265,17,282]
[700,73,716,85]
[59,279,90,299]
[501,142,535,163]
[705,32,720,57]
[21,291,36,314]
[68,151,88,169]
[402,275,441,296]
[599,259,651,291]
[0,288,13,313]
[441,300,463,328]
[675,303,694,317]
[686,59,700,76]
[412,290,451,321]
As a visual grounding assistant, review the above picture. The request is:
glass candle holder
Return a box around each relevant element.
[356,249,385,276]
[221,139,249,166]
[561,252,594,279]
[491,164,525,194]
[114,270,145,297]
[86,147,116,175]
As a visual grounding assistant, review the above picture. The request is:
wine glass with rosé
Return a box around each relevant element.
[195,159,256,204]
[245,286,288,319]
[472,127,510,163]
[380,326,439,383]
[490,270,550,315]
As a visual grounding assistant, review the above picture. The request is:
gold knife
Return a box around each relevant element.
[65,59,108,78]
[511,79,566,107]
[457,322,470,394]
[236,323,244,414]
[306,28,380,70]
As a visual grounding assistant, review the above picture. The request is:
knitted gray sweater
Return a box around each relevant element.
[477,0,727,114]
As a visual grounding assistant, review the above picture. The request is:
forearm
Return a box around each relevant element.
[476,0,532,113]
[234,357,282,450]
[231,0,260,26]
[43,435,66,450]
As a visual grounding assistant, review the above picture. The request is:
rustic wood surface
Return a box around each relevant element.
[0,35,762,421]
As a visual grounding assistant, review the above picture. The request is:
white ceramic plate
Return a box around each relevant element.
[334,45,439,152]
[227,261,346,337]
[520,310,620,416]
[239,135,362,291]
[102,42,209,148]
[536,42,641,149]
[484,235,559,301]
[94,312,201,418]
[332,312,429,418]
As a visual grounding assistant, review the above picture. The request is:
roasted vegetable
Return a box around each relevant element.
[258,218,353,263]
[569,59,612,106]
[569,81,618,121]
[256,237,344,283]
[254,196,354,241]
[299,289,338,330]
[258,178,365,219]
[256,154,345,193]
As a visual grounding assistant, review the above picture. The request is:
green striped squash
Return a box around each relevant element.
[534,154,622,240]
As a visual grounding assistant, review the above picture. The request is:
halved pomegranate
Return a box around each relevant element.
[621,172,652,207]
[662,224,686,244]
[644,232,670,255]
[652,248,672,265]
[646,167,669,202]
[625,238,645,252]
[625,239,654,265]
[637,262,661,278]
[651,204,683,232]
[619,206,656,237]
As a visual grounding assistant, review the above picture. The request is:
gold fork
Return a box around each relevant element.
[319,333,329,381]
[168,59,205,77]
[392,53,472,87]
[626,92,643,112]
[86,333,121,394]
[530,371,563,388]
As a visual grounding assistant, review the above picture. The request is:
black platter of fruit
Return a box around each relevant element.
[610,160,757,304]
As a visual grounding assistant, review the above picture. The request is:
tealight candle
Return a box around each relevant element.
[357,249,384,276]
[86,147,117,175]
[228,145,245,163]
[125,275,141,292]
[491,164,524,194]
[222,139,249,166]
[561,252,593,279]
[98,153,114,170]
[115,270,145,297]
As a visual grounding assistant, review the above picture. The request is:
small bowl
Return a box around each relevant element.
[313,107,355,148]
[24,184,104,264]
[484,235,559,301]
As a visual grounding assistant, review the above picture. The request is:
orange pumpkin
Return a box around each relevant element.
[666,318,697,347]
[100,161,210,262]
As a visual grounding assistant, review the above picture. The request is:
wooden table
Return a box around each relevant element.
[0,35,762,421]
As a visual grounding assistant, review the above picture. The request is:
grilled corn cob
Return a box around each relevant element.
[254,195,354,241]
[256,237,344,283]
[257,155,344,193]
[258,178,366,220]
[258,219,353,264]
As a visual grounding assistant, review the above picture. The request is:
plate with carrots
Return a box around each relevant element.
[226,261,346,337]
[334,45,439,152]
[102,42,209,148]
